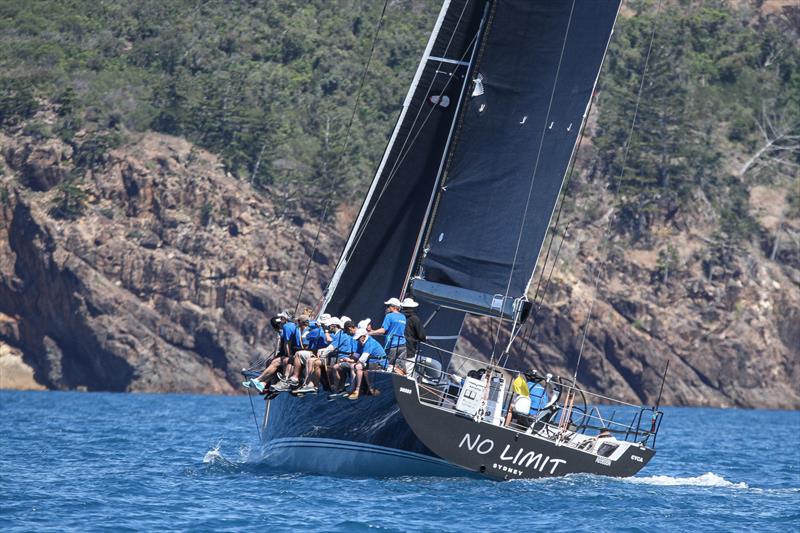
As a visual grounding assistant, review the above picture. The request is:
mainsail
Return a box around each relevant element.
[413,0,621,320]
[324,0,620,330]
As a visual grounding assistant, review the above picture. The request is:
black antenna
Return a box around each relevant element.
[654,359,670,410]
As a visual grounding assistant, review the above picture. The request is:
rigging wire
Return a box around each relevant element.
[292,0,391,314]
[489,0,577,365]
[572,0,663,384]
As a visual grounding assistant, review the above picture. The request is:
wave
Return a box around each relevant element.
[626,472,748,489]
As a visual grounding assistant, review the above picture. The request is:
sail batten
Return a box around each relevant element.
[415,0,621,308]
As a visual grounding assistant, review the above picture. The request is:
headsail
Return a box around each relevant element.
[323,1,487,335]
[413,0,621,320]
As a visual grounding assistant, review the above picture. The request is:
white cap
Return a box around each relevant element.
[401,297,419,308]
[384,297,402,307]
[318,313,332,325]
[340,316,351,325]
[354,328,368,339]
[357,318,371,330]
[328,317,342,328]
[277,311,291,319]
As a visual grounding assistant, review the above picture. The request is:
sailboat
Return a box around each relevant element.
[248,0,665,480]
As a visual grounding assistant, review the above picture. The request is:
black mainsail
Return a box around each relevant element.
[413,0,621,321]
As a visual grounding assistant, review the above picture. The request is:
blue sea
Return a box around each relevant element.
[1,391,798,532]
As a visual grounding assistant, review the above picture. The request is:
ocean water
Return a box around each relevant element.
[1,391,797,532]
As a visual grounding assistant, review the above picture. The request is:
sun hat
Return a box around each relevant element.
[401,297,419,308]
[354,328,369,339]
[384,297,402,307]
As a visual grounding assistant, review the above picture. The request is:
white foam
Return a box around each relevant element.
[203,440,225,464]
[626,472,748,489]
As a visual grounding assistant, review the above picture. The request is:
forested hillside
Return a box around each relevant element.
[0,0,798,406]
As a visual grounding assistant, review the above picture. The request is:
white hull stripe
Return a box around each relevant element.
[264,437,459,468]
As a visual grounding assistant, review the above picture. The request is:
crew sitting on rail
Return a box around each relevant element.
[324,317,357,394]
[368,297,406,366]
[243,312,296,393]
[504,370,549,428]
[272,315,312,392]
[340,327,387,401]
[290,315,335,394]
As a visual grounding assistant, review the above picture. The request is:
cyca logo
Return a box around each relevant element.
[631,455,643,463]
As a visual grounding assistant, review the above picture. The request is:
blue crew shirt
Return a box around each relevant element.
[292,326,311,350]
[280,322,297,343]
[381,311,406,348]
[331,331,355,358]
[305,326,330,351]
[357,336,388,368]
[528,382,548,414]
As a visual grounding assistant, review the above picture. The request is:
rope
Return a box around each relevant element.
[293,0,391,314]
[490,0,577,364]
[247,388,262,442]
[573,0,663,384]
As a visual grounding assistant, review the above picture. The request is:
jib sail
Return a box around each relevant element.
[321,1,488,346]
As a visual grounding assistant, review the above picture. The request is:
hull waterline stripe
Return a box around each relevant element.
[263,437,463,468]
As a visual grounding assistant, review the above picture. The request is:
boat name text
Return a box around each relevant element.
[458,433,566,475]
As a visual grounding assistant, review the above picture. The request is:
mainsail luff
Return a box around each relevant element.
[415,0,622,311]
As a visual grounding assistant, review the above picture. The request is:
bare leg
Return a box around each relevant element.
[352,363,364,394]
[308,360,322,387]
[255,357,281,382]
[292,354,303,381]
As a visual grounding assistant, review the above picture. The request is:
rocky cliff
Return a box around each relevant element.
[1,113,798,407]
[0,123,341,393]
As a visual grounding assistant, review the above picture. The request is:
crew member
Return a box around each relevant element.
[272,315,311,391]
[330,320,358,394]
[243,312,298,392]
[345,328,387,400]
[369,297,406,367]
[397,297,425,376]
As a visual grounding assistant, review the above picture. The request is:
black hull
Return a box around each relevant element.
[261,372,469,477]
[261,373,654,480]
[393,376,655,480]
